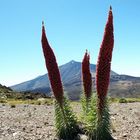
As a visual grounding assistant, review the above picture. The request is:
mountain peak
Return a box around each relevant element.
[69,60,77,64]
[70,60,75,63]
[67,60,82,65]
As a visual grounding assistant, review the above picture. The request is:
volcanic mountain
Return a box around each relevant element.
[11,60,140,100]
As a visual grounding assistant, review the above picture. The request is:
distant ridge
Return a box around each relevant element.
[11,60,140,100]
[0,84,12,93]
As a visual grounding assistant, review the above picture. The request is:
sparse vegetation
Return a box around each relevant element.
[108,97,140,103]
[0,99,7,103]
[5,98,53,105]
[0,83,54,106]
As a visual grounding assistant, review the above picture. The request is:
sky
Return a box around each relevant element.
[0,0,140,86]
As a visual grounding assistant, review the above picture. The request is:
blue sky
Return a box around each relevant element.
[0,0,140,86]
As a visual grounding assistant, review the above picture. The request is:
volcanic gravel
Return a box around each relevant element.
[0,102,140,140]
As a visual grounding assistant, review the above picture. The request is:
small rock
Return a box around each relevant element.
[13,132,18,137]
[123,133,127,137]
[78,134,88,140]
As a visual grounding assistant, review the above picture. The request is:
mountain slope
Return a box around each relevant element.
[0,84,12,93]
[11,60,140,100]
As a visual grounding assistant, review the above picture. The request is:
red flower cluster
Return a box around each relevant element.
[41,22,64,104]
[96,7,114,101]
[82,50,92,99]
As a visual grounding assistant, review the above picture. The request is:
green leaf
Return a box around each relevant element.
[54,97,80,140]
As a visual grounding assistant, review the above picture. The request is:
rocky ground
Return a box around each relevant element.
[0,102,140,140]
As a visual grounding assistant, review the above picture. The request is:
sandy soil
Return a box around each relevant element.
[0,102,140,140]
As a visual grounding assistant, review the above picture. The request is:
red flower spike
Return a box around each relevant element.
[41,23,64,104]
[82,50,92,99]
[96,7,114,100]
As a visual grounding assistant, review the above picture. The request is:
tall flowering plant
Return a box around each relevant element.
[96,6,114,105]
[95,6,114,139]
[82,50,92,99]
[41,22,63,104]
[81,50,97,139]
[40,6,115,139]
[41,22,80,140]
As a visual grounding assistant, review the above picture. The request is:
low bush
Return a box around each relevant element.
[119,98,127,103]
[0,99,7,103]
